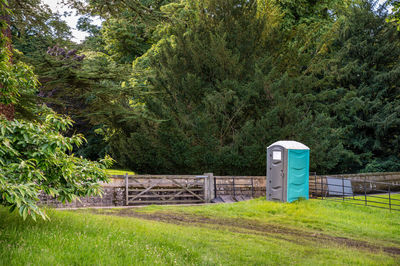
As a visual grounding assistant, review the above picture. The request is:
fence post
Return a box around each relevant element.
[364,178,367,206]
[214,176,217,199]
[125,173,129,206]
[389,185,391,212]
[342,177,345,201]
[232,177,235,198]
[251,178,254,198]
[204,173,214,203]
[314,173,317,198]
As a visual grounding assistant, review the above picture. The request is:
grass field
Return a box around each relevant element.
[341,193,400,211]
[105,169,135,176]
[315,193,400,211]
[0,198,399,265]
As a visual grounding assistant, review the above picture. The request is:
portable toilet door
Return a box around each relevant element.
[267,141,310,203]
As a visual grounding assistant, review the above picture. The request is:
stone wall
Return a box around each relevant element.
[309,172,400,196]
[38,172,400,208]
[39,181,126,208]
[317,172,400,184]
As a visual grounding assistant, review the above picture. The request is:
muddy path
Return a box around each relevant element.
[89,208,400,256]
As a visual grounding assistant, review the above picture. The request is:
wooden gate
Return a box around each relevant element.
[125,175,207,205]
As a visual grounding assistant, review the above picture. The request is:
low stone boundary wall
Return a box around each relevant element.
[39,172,400,208]
[314,172,400,183]
[38,183,126,208]
[309,172,400,196]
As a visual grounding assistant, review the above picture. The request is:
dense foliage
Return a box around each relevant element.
[0,112,112,220]
[7,0,400,175]
[1,1,112,220]
[121,0,343,174]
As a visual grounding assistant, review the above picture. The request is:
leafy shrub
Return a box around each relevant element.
[0,111,113,220]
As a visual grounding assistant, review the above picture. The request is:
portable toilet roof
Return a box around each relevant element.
[267,140,309,150]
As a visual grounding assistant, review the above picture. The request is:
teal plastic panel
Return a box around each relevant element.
[287,149,309,203]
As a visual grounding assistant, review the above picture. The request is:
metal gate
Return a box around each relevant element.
[125,175,207,205]
[213,176,261,203]
[309,174,400,212]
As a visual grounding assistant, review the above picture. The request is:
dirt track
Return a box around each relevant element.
[87,208,400,256]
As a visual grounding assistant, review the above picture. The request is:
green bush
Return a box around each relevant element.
[0,111,113,220]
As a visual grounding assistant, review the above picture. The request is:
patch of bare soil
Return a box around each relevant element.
[91,208,400,256]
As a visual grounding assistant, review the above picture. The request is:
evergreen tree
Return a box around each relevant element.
[9,0,399,175]
[118,0,346,174]
[316,1,400,172]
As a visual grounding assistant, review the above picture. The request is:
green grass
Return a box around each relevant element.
[132,197,400,245]
[105,169,135,176]
[342,193,400,211]
[0,199,399,265]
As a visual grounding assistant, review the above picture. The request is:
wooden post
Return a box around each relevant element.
[209,173,215,202]
[204,173,214,203]
[251,178,254,198]
[125,173,129,206]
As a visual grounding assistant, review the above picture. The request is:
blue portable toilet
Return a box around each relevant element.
[266,141,310,203]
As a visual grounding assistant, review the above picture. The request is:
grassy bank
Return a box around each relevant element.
[0,199,399,265]
[105,169,135,176]
[349,193,400,211]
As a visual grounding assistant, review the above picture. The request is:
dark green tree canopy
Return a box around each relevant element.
[5,0,400,177]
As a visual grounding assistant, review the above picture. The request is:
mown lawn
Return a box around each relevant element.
[0,198,399,265]
[344,193,400,211]
[105,169,135,176]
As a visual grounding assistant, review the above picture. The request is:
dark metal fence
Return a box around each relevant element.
[310,175,400,212]
[213,176,263,202]
[214,177,255,199]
